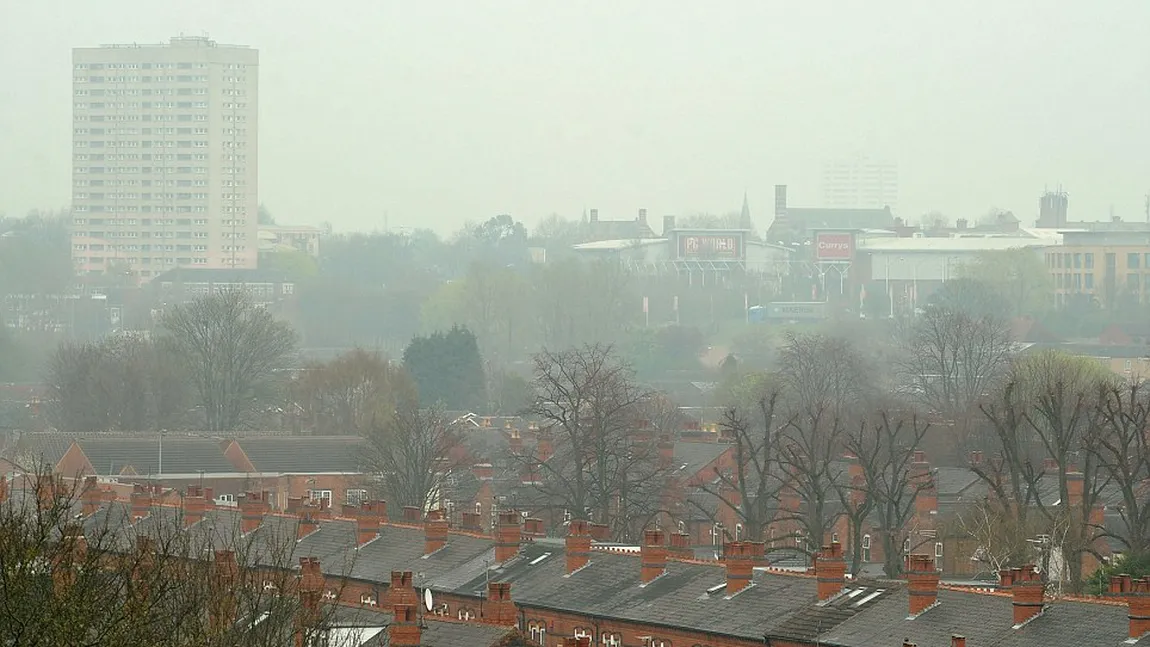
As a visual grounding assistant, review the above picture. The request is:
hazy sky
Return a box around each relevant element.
[2,1,1148,234]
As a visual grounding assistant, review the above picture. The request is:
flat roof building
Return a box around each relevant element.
[70,36,259,279]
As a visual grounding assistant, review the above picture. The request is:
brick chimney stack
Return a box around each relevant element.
[911,452,937,517]
[389,605,421,647]
[299,557,324,595]
[210,550,239,633]
[52,522,86,594]
[297,509,320,539]
[657,435,675,470]
[388,571,418,607]
[723,541,764,596]
[566,519,592,574]
[668,531,692,560]
[509,428,523,455]
[359,500,386,544]
[486,581,516,625]
[536,430,555,463]
[1108,574,1150,640]
[461,511,482,532]
[523,517,546,538]
[905,554,940,616]
[239,491,269,534]
[815,542,847,601]
[951,636,966,647]
[183,485,208,527]
[641,529,668,584]
[845,453,865,507]
[1066,471,1085,507]
[130,484,152,522]
[402,506,421,523]
[495,510,522,562]
[425,510,449,555]
[1002,565,1044,626]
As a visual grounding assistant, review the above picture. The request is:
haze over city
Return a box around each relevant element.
[2,0,1149,233]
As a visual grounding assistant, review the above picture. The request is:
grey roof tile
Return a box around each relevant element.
[236,436,366,473]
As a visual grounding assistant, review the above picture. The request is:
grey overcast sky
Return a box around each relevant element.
[1,1,1147,234]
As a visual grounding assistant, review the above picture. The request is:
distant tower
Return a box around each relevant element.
[739,192,752,230]
[1036,188,1069,228]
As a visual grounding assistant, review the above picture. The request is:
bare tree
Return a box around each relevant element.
[45,335,192,433]
[289,348,417,436]
[520,344,657,539]
[697,392,789,544]
[0,469,341,646]
[1090,383,1150,558]
[162,289,297,432]
[898,305,1014,416]
[361,404,459,511]
[775,332,868,553]
[842,411,932,577]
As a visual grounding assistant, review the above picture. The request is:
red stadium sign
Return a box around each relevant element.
[814,232,854,261]
[677,233,744,259]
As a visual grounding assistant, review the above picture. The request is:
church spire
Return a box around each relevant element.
[740,191,752,230]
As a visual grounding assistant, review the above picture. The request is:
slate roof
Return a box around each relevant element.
[77,436,238,475]
[811,587,1138,647]
[584,217,658,242]
[671,441,729,479]
[328,606,512,647]
[441,540,824,640]
[348,523,496,589]
[2,432,74,470]
[236,436,366,473]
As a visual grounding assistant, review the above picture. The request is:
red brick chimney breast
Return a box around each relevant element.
[567,519,592,574]
[1010,565,1045,626]
[815,542,847,602]
[905,554,940,616]
[641,529,668,584]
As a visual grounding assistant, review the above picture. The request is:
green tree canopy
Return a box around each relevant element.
[960,249,1053,317]
[402,325,487,411]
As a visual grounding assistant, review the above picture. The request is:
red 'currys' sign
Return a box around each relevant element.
[814,232,854,261]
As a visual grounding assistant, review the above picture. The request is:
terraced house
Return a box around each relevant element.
[2,474,1145,647]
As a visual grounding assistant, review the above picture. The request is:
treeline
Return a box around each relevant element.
[711,284,1150,592]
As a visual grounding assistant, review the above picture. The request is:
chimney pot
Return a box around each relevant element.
[1108,574,1150,639]
[388,571,418,607]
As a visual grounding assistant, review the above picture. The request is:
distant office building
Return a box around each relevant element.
[1036,189,1070,228]
[70,36,259,279]
[821,155,899,214]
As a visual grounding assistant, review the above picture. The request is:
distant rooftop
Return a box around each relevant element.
[95,35,251,49]
[858,236,1057,253]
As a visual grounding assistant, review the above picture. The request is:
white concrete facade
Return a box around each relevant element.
[71,36,259,278]
[821,155,899,214]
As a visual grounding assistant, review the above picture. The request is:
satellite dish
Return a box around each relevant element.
[423,588,434,612]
